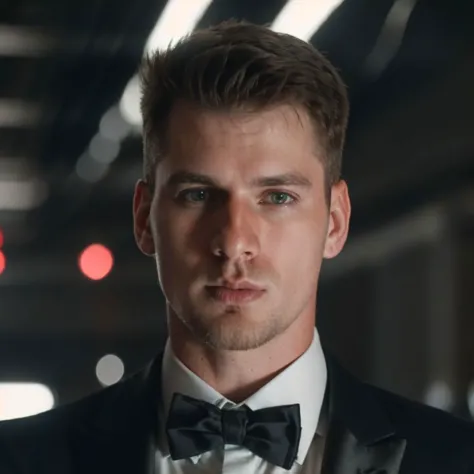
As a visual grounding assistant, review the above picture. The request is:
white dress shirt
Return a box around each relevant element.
[155,328,327,473]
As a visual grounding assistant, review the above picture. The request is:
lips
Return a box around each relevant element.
[206,286,265,304]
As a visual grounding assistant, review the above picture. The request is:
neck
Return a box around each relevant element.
[168,314,315,403]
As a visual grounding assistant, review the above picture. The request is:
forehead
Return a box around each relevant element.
[168,100,317,147]
[156,101,323,184]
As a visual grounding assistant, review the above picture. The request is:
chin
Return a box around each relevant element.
[189,310,282,352]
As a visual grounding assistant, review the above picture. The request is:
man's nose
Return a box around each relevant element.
[209,199,260,262]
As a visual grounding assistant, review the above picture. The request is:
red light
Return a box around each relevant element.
[0,229,3,248]
[78,244,114,281]
[0,251,5,275]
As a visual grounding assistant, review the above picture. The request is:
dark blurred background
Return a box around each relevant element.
[0,0,473,421]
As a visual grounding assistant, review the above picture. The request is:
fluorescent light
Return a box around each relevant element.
[0,178,48,210]
[0,100,40,127]
[145,0,213,53]
[468,381,474,419]
[88,133,120,164]
[0,26,53,56]
[119,0,213,127]
[0,158,32,177]
[271,0,344,41]
[99,106,131,141]
[75,153,109,183]
[0,383,55,420]
[119,76,142,128]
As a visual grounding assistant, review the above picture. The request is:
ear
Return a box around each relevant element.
[133,180,155,256]
[323,180,351,259]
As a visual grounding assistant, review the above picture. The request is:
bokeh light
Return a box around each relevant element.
[0,251,5,275]
[0,383,55,421]
[78,244,114,281]
[95,354,124,386]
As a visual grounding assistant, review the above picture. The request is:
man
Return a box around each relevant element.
[0,20,473,474]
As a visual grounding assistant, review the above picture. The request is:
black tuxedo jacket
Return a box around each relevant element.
[0,352,473,474]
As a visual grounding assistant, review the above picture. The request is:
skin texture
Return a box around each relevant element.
[133,101,351,402]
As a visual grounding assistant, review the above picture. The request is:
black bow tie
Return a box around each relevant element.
[165,393,302,470]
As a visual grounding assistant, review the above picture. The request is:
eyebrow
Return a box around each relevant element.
[165,171,313,188]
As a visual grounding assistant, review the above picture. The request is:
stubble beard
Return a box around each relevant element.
[178,304,295,351]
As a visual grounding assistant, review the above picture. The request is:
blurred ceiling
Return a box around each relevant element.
[0,0,473,283]
[1,0,474,408]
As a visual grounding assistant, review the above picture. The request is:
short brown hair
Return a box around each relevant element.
[139,20,349,197]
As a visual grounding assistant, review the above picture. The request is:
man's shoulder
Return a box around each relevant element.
[367,381,474,447]
[0,365,155,473]
[329,355,474,443]
[0,385,107,472]
[0,372,137,439]
[0,384,105,437]
[0,356,159,448]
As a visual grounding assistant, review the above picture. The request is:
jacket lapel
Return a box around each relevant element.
[321,355,407,474]
[69,353,163,474]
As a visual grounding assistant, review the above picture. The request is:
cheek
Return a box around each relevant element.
[270,222,325,278]
[153,205,203,275]
[153,199,184,250]
[152,225,195,304]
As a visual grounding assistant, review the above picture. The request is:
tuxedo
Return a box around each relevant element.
[0,350,473,474]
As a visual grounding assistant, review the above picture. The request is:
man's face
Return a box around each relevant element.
[134,101,350,351]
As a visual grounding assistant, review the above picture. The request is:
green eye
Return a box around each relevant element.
[180,189,208,202]
[267,192,294,205]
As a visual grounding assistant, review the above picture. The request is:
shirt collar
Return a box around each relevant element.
[160,328,327,466]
